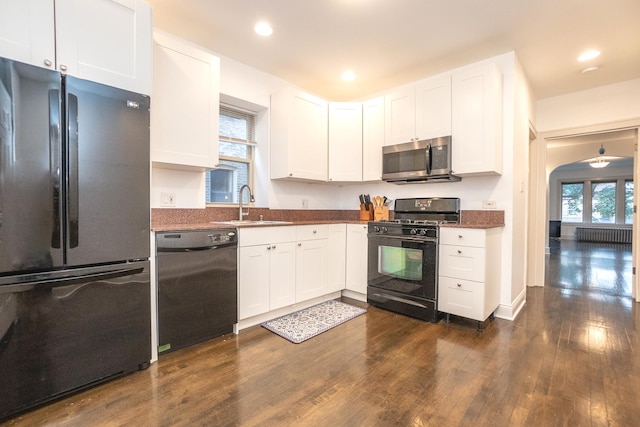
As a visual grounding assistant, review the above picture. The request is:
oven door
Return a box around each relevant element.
[367,233,437,300]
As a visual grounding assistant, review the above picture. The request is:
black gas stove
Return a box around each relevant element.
[368,197,460,239]
[367,197,460,322]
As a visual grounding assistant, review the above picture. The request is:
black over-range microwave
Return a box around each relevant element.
[381,136,461,183]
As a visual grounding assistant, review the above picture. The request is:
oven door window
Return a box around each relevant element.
[378,245,423,281]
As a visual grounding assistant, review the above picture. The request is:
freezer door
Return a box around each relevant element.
[0,261,151,421]
[64,77,150,265]
[0,58,64,275]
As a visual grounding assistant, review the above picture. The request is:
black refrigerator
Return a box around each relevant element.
[0,57,151,421]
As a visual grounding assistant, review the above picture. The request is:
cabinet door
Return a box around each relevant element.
[326,224,346,293]
[0,0,55,69]
[269,242,296,310]
[271,88,328,181]
[345,224,368,294]
[384,87,415,146]
[362,96,384,181]
[238,245,271,319]
[328,102,362,182]
[451,62,502,176]
[438,276,484,320]
[415,73,451,140]
[151,32,220,170]
[295,239,327,301]
[54,0,152,94]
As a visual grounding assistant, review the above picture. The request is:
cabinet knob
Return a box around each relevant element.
[44,59,53,67]
[313,230,317,234]
[298,242,302,247]
[59,64,68,72]
[267,246,271,250]
[457,283,462,287]
[272,245,276,249]
[288,173,293,177]
[457,250,462,254]
[458,235,463,239]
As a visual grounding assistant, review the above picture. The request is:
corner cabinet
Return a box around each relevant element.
[451,62,503,176]
[345,223,368,297]
[362,96,384,181]
[271,88,328,181]
[0,0,152,95]
[438,227,502,328]
[328,102,363,182]
[384,73,452,146]
[150,32,220,171]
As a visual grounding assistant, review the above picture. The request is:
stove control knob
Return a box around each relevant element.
[410,229,417,235]
[374,226,380,233]
[382,227,389,233]
[419,229,427,236]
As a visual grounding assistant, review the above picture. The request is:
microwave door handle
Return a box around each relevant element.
[425,142,432,174]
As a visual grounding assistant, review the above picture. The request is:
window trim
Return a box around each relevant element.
[559,177,633,225]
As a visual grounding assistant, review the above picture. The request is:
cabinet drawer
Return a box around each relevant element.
[239,226,296,247]
[440,227,486,247]
[438,276,484,320]
[296,224,328,240]
[438,245,485,281]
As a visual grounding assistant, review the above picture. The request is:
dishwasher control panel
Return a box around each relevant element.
[156,229,237,250]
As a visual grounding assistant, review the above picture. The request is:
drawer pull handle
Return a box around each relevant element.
[458,235,463,238]
[457,283,462,287]
[298,243,302,247]
[313,230,317,234]
[457,250,462,254]
[272,245,276,249]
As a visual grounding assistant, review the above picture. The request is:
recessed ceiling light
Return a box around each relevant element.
[342,70,356,81]
[254,22,273,37]
[578,50,600,62]
[581,66,599,74]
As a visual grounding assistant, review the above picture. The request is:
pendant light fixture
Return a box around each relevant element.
[589,144,609,168]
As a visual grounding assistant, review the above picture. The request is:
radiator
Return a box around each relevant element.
[575,227,632,244]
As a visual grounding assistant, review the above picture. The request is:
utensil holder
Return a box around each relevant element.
[374,206,389,221]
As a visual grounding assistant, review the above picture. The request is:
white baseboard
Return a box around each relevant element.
[341,289,366,302]
[494,288,526,321]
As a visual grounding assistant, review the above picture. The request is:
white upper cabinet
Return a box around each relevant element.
[0,0,152,95]
[384,86,415,146]
[362,96,384,181]
[328,102,363,182]
[0,0,55,68]
[451,62,503,176]
[150,32,220,170]
[384,73,452,146]
[271,88,328,181]
[415,73,452,141]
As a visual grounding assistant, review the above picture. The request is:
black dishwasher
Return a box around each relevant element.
[156,229,237,354]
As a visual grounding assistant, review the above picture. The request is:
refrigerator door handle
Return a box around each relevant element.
[67,93,79,248]
[0,266,145,294]
[49,89,62,249]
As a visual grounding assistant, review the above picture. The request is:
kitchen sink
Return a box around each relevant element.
[212,220,293,226]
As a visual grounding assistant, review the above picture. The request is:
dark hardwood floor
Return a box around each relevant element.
[3,240,639,426]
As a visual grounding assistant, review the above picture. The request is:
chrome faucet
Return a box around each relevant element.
[238,184,255,221]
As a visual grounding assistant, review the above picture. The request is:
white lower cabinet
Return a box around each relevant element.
[345,223,368,295]
[327,224,346,293]
[238,227,296,320]
[438,227,501,325]
[295,225,329,301]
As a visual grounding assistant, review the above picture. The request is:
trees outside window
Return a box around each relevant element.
[625,180,634,224]
[591,182,616,223]
[561,183,583,223]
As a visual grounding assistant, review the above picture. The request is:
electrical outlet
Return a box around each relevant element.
[301,199,309,209]
[482,200,496,209]
[161,192,176,207]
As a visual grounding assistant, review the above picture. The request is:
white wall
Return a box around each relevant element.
[537,78,640,132]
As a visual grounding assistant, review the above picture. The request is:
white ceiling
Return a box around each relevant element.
[146,0,640,102]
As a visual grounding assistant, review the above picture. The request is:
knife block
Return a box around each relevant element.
[374,206,389,221]
[359,204,373,221]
